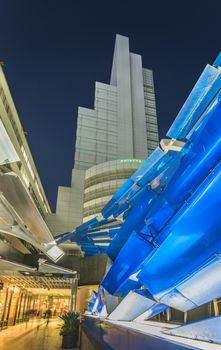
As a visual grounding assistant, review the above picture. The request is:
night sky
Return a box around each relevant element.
[0,0,220,210]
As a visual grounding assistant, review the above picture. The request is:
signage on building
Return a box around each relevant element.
[120,159,142,163]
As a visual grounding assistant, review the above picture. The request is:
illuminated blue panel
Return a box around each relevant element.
[144,303,168,320]
[88,291,97,312]
[167,64,221,140]
[102,231,154,296]
[56,149,179,255]
[107,151,180,260]
[101,148,164,219]
[157,255,221,312]
[213,51,221,68]
[56,215,114,244]
[138,160,221,298]
[134,303,168,321]
[146,90,221,233]
[106,188,155,261]
[92,287,105,314]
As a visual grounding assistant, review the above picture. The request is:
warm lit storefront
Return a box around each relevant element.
[0,282,32,328]
[28,289,71,318]
[0,279,72,330]
[0,275,97,330]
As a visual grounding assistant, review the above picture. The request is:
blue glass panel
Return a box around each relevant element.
[106,153,180,259]
[142,303,168,320]
[158,256,221,311]
[97,287,105,313]
[138,160,221,296]
[167,65,221,140]
[88,291,97,311]
[102,232,154,295]
[101,179,134,219]
[213,52,221,68]
[101,148,163,219]
[146,91,221,233]
[130,147,164,182]
[107,188,155,260]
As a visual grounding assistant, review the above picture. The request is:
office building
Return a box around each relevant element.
[46,34,159,236]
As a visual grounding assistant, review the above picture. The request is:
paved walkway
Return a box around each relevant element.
[0,318,78,350]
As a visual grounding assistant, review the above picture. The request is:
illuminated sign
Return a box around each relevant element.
[120,159,142,163]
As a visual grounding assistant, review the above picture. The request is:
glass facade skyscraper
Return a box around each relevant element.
[46,34,159,236]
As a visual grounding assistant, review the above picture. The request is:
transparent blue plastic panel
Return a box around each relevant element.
[106,187,155,261]
[115,280,141,298]
[135,303,168,321]
[97,287,105,313]
[88,228,120,239]
[75,216,113,234]
[101,148,163,219]
[186,87,221,141]
[136,151,179,189]
[213,51,221,68]
[56,215,114,244]
[91,287,105,313]
[147,91,221,233]
[138,160,221,297]
[147,303,168,319]
[88,291,98,312]
[106,153,181,260]
[158,256,221,312]
[101,231,154,296]
[106,151,175,233]
[167,64,221,140]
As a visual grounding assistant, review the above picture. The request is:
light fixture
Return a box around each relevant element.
[9,286,19,293]
[44,243,65,262]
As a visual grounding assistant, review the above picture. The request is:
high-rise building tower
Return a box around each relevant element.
[46,34,159,237]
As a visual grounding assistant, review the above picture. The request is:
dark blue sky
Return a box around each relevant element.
[0,0,220,210]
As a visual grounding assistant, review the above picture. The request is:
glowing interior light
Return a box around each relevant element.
[45,245,64,262]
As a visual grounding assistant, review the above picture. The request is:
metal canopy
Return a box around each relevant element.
[0,275,73,289]
[0,258,76,289]
[0,172,54,243]
[38,262,76,275]
[0,119,19,165]
[0,257,36,274]
[0,193,63,262]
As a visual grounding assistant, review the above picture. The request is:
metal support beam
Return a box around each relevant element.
[70,277,78,312]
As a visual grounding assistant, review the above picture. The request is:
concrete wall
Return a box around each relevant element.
[59,254,108,286]
[46,169,85,235]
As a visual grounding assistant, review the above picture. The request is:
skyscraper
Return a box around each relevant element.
[46,34,159,237]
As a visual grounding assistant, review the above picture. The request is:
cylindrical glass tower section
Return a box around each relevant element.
[83,159,143,222]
